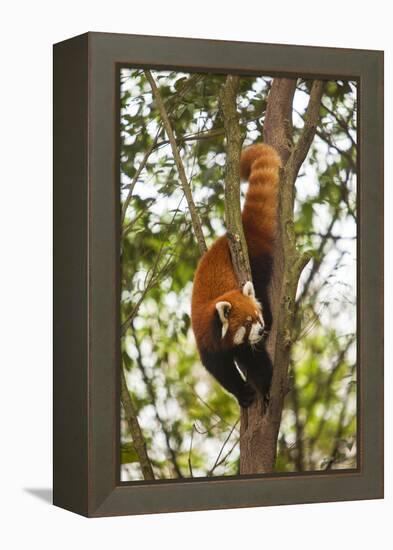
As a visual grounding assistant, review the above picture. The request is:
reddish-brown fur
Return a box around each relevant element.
[190,143,280,405]
[191,143,281,353]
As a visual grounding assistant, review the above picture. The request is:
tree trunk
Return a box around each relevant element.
[240,78,324,473]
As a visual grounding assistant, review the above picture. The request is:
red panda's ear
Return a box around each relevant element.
[243,281,255,299]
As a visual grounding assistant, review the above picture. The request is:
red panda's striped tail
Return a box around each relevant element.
[240,143,281,257]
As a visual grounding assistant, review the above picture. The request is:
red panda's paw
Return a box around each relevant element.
[238,382,257,408]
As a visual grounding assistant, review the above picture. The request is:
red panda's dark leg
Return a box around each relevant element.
[234,345,273,400]
[200,349,256,407]
[250,252,274,331]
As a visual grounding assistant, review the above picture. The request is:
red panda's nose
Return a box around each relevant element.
[258,326,264,336]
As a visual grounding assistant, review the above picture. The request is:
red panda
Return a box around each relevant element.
[191,143,281,407]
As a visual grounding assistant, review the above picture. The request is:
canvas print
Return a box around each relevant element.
[119,69,357,481]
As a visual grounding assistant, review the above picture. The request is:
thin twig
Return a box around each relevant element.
[121,74,204,227]
[324,363,356,470]
[151,111,270,151]
[121,129,161,226]
[131,323,184,478]
[288,80,325,179]
[187,384,238,431]
[121,195,186,334]
[120,367,155,480]
[188,425,195,478]
[308,339,355,456]
[211,437,240,473]
[321,99,356,148]
[208,420,240,476]
[145,70,207,255]
[295,191,340,309]
[289,363,305,471]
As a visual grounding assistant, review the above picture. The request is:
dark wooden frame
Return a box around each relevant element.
[53,32,384,517]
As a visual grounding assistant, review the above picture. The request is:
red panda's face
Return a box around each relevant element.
[215,282,266,348]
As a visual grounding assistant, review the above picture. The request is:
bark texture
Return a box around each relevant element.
[220,75,252,286]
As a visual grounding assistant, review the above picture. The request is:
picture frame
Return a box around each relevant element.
[53,32,384,517]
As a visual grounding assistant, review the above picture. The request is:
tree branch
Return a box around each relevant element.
[132,323,183,478]
[120,367,155,480]
[121,195,187,335]
[264,78,297,163]
[121,131,161,226]
[220,74,251,287]
[324,363,356,469]
[288,81,325,179]
[121,74,204,227]
[289,363,305,471]
[308,337,355,456]
[188,425,195,478]
[240,78,324,474]
[296,210,339,307]
[320,99,356,148]
[239,79,297,474]
[145,70,207,255]
[151,110,271,152]
[208,420,240,476]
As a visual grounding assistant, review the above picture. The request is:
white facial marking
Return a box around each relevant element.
[216,301,231,339]
[249,321,264,344]
[234,326,246,345]
[221,323,229,338]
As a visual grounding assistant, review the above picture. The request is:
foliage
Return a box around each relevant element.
[119,69,357,480]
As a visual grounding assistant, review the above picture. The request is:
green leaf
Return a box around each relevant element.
[121,443,139,464]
